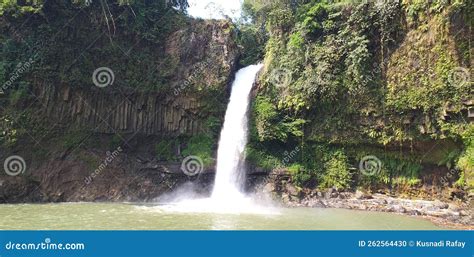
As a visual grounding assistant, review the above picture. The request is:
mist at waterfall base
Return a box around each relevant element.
[154,64,278,215]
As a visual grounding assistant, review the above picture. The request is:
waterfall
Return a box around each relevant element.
[212,64,263,200]
[157,64,275,215]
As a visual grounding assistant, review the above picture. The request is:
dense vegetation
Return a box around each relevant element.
[243,0,472,194]
[0,0,226,171]
[0,0,472,198]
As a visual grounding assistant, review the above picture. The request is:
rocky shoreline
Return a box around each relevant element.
[269,185,474,229]
[1,154,472,230]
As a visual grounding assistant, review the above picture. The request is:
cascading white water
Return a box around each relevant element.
[156,64,276,215]
[212,64,263,200]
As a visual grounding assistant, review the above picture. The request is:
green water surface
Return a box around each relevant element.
[0,203,441,230]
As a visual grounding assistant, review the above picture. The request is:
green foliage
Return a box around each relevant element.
[110,134,123,149]
[288,163,312,187]
[155,138,179,161]
[253,96,283,141]
[318,149,352,190]
[288,31,304,49]
[0,0,190,93]
[457,140,474,174]
[383,158,422,179]
[251,0,470,195]
[253,96,305,142]
[182,134,214,166]
[267,7,294,32]
[438,149,462,170]
[456,125,474,189]
[301,2,328,38]
[204,116,222,139]
[0,0,43,16]
[245,146,283,170]
[0,114,18,147]
[237,24,266,66]
[8,85,28,105]
[61,129,89,149]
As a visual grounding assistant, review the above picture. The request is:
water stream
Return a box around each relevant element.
[0,64,441,230]
[212,64,263,200]
[155,64,270,214]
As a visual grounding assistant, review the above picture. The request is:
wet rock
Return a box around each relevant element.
[326,188,339,198]
[355,190,373,200]
[136,157,147,164]
[433,200,449,209]
[307,199,326,208]
[448,204,461,212]
[281,193,291,204]
[425,211,449,218]
[408,209,421,216]
[286,184,300,197]
[389,205,406,213]
[263,183,275,193]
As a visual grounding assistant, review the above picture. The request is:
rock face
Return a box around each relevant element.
[29,19,239,137]
[0,18,241,203]
[0,152,216,203]
[165,20,239,91]
[34,86,206,136]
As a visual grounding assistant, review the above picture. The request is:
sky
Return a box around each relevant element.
[187,0,243,20]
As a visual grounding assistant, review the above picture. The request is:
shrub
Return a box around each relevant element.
[155,138,178,161]
[182,134,214,166]
[319,150,352,190]
[288,163,312,187]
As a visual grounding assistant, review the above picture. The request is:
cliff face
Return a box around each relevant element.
[248,0,472,196]
[0,4,241,203]
[23,19,239,137]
